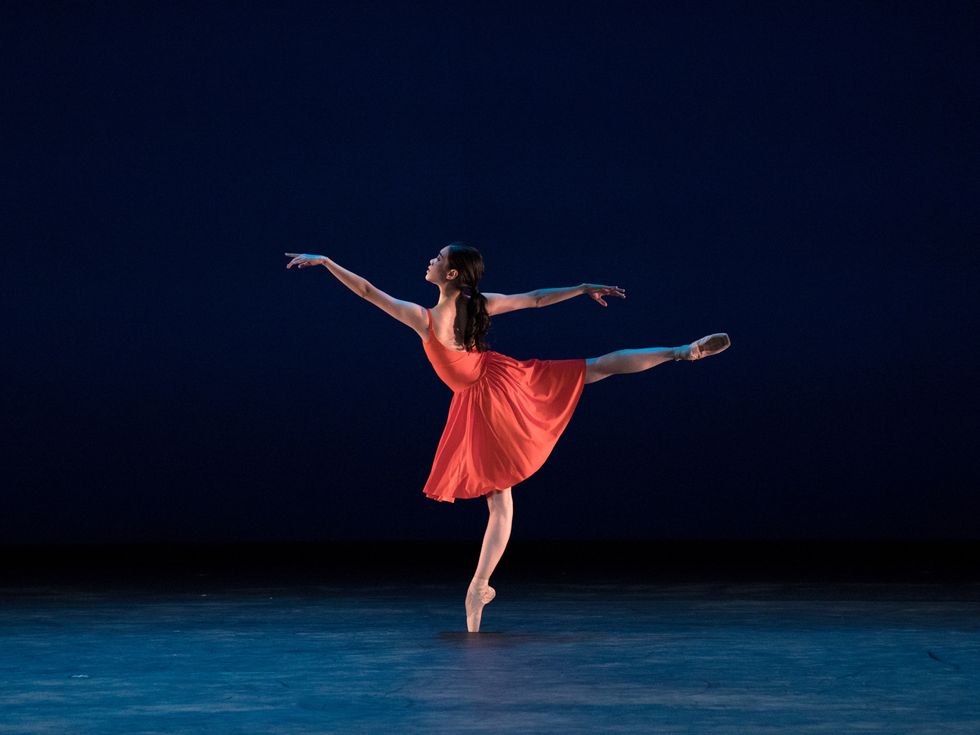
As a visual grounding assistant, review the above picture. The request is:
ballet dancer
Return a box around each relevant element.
[285,243,730,632]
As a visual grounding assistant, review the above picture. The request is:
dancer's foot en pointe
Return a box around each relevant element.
[465,577,496,633]
[675,333,731,361]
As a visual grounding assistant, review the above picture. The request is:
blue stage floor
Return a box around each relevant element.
[2,578,979,733]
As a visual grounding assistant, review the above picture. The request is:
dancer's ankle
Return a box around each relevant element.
[470,575,490,589]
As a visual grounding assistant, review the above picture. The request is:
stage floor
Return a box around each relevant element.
[2,578,978,733]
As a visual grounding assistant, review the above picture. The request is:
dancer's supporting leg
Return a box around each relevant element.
[466,487,512,632]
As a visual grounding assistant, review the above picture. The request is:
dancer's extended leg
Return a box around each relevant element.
[584,333,730,385]
[584,347,679,385]
[466,487,512,632]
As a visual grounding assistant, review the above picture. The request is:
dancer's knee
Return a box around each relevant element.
[584,358,610,385]
[487,487,513,516]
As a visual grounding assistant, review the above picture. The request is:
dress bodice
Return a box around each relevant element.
[422,308,486,392]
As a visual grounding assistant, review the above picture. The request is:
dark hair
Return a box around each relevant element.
[446,241,491,352]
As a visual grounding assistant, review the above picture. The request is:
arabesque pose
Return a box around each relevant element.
[286,242,730,632]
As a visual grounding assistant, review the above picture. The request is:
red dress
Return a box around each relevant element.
[421,307,586,503]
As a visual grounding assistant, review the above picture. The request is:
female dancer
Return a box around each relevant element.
[286,243,730,632]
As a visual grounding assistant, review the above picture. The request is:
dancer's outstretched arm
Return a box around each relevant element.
[533,283,626,309]
[285,252,426,332]
[286,253,370,297]
[483,291,539,316]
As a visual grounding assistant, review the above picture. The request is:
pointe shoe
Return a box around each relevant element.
[465,582,496,633]
[679,333,731,361]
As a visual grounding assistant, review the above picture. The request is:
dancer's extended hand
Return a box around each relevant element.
[285,253,328,269]
[582,283,626,307]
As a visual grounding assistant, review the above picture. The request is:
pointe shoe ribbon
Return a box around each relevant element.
[687,333,731,360]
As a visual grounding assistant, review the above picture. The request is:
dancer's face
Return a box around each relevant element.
[426,246,456,283]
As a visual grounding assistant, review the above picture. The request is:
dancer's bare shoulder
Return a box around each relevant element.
[427,305,467,351]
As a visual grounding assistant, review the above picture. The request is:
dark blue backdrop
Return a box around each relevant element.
[3,1,977,543]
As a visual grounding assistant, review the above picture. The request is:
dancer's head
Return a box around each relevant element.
[425,241,491,352]
[425,241,484,290]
